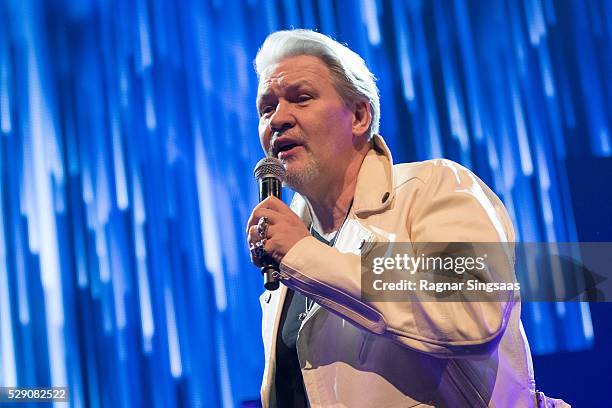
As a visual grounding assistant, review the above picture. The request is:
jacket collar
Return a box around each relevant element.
[289,134,395,223]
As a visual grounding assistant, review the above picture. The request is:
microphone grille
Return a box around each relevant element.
[253,157,286,181]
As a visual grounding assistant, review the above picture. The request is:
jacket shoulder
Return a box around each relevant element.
[394,159,515,242]
[392,158,470,188]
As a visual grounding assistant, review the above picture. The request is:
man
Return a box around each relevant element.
[246,29,568,408]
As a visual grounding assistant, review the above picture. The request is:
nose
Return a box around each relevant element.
[269,100,295,134]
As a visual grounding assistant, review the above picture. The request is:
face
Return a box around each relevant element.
[257,55,356,192]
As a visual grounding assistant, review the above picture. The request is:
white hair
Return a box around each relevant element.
[254,29,380,140]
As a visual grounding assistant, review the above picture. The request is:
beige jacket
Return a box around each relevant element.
[260,135,560,407]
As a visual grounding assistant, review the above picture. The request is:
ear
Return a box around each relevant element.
[352,100,372,139]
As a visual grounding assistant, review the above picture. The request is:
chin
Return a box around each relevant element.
[283,160,320,191]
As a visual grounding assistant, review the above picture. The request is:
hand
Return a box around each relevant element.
[246,196,310,266]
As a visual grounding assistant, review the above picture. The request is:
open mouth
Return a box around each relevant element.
[274,140,302,158]
[278,142,299,154]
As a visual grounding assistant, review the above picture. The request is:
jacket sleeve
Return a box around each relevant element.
[277,160,517,357]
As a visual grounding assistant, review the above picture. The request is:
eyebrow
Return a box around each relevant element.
[257,80,317,110]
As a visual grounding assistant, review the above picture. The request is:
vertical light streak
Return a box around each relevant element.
[555,302,565,318]
[580,302,594,340]
[216,192,239,277]
[14,232,30,324]
[542,0,556,24]
[360,0,381,45]
[538,43,565,159]
[232,45,249,95]
[532,301,542,324]
[454,0,484,141]
[447,88,469,154]
[0,275,16,386]
[391,0,415,102]
[427,112,444,159]
[137,0,153,71]
[96,226,110,283]
[411,5,443,158]
[95,153,111,226]
[111,114,129,209]
[165,124,179,167]
[164,286,183,378]
[535,141,550,191]
[486,134,499,171]
[22,135,40,250]
[538,45,555,98]
[132,167,155,352]
[517,191,538,242]
[132,166,146,225]
[525,0,546,46]
[119,67,129,109]
[74,222,88,289]
[216,329,234,408]
[111,235,127,330]
[64,116,80,176]
[82,163,94,205]
[137,253,155,353]
[571,0,612,156]
[510,81,534,176]
[26,47,67,388]
[194,15,213,93]
[194,128,227,311]
[144,78,157,131]
[500,119,517,191]
[509,1,527,75]
[598,129,611,156]
[0,50,11,134]
[0,178,17,386]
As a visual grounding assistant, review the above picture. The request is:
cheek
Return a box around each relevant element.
[258,121,271,150]
[317,107,353,139]
[321,102,352,126]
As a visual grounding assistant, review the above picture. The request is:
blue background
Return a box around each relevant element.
[0,0,611,406]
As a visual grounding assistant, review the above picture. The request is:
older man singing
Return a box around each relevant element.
[246,29,568,408]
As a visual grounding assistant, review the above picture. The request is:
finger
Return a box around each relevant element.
[247,225,263,245]
[249,244,264,267]
[245,207,281,235]
[249,248,264,267]
[248,231,270,267]
[259,195,290,212]
[247,222,276,247]
[246,210,278,238]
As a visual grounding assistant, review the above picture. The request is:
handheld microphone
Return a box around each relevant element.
[253,157,286,291]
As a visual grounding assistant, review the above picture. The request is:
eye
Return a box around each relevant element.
[260,104,276,116]
[297,94,312,104]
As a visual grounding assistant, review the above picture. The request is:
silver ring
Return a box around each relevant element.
[257,216,269,239]
[250,238,267,259]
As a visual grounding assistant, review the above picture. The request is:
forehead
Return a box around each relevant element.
[257,55,333,96]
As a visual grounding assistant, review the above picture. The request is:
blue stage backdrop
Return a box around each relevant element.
[0,0,610,406]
